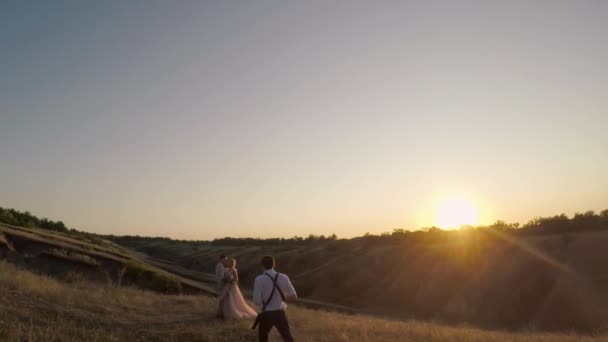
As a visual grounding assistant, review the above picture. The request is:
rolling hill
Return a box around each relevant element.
[1,259,606,342]
[2,208,608,340]
[111,228,608,332]
[0,223,213,295]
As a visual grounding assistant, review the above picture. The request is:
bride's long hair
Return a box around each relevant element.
[227,258,237,269]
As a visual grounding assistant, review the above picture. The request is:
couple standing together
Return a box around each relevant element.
[215,255,298,342]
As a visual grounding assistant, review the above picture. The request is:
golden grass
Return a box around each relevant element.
[115,230,608,333]
[1,261,607,342]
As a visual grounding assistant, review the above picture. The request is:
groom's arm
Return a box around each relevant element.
[282,275,298,302]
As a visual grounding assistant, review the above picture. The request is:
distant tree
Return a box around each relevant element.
[486,220,520,232]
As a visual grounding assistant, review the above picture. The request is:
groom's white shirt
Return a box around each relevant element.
[215,262,226,287]
[253,269,296,311]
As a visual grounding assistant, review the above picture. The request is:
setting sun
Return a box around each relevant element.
[434,196,479,229]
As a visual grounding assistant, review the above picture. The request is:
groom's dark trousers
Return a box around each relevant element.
[258,309,294,342]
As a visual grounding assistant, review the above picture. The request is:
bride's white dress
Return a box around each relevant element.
[221,268,257,319]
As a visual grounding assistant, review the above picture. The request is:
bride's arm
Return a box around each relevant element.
[232,269,239,283]
[223,269,232,282]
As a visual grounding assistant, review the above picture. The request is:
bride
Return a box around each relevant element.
[220,258,257,319]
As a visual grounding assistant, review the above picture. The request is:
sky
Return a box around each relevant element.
[1,1,607,240]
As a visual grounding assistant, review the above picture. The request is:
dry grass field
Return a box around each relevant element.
[113,230,608,332]
[3,220,608,340]
[1,261,607,342]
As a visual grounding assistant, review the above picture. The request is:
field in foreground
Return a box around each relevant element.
[1,262,607,342]
[115,228,608,332]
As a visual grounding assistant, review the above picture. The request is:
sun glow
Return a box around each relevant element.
[434,196,479,229]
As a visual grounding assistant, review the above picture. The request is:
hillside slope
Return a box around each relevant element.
[113,230,608,332]
[1,261,605,342]
[0,223,213,294]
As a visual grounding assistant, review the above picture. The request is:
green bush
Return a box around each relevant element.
[124,262,182,294]
[64,271,84,283]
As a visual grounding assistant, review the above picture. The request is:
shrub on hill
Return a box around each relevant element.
[124,262,182,294]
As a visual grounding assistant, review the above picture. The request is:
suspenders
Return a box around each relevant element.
[252,272,286,330]
[263,273,286,311]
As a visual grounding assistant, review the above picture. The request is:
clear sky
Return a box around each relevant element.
[1,1,607,240]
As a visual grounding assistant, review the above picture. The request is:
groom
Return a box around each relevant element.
[252,255,297,342]
[215,254,228,319]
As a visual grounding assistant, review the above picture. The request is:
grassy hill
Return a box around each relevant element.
[1,260,605,342]
[3,207,608,339]
[112,228,608,333]
[0,223,210,294]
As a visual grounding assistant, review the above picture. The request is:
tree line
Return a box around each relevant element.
[0,207,69,233]
[210,234,339,246]
[356,209,608,247]
[1,206,607,245]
